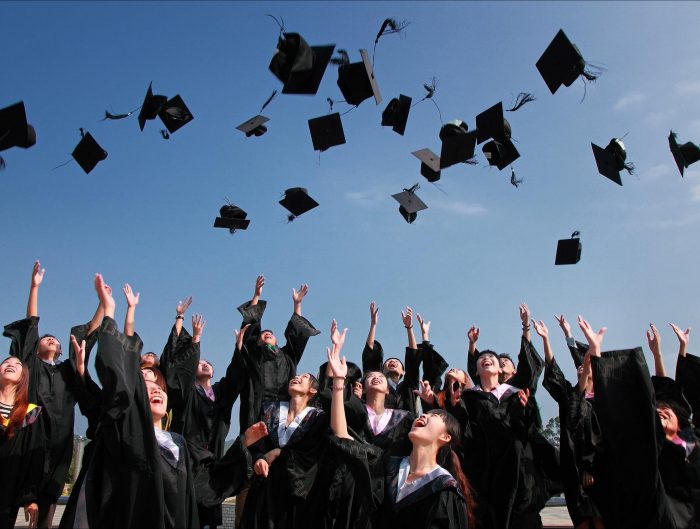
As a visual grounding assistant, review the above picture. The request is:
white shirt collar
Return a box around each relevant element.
[396,456,451,503]
[365,405,394,436]
[278,401,314,448]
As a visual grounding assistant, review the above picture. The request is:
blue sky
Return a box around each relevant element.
[2,1,700,436]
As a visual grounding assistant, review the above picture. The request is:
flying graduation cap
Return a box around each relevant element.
[439,120,477,169]
[308,112,346,152]
[269,32,335,95]
[237,115,269,138]
[669,130,700,177]
[279,187,319,221]
[337,49,382,107]
[381,94,411,136]
[536,29,600,95]
[72,130,107,174]
[476,102,519,169]
[555,231,582,265]
[412,149,441,182]
[0,101,36,168]
[591,138,634,186]
[214,203,250,233]
[392,183,427,223]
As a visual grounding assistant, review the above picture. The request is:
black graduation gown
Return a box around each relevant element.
[448,384,536,529]
[330,437,469,529]
[59,317,199,529]
[676,353,700,429]
[543,358,606,526]
[241,401,329,529]
[3,316,78,504]
[361,340,421,413]
[0,405,44,529]
[420,341,449,394]
[237,300,320,432]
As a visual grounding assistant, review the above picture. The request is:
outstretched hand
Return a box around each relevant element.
[123,283,140,308]
[31,260,44,288]
[254,275,265,298]
[467,325,480,344]
[413,380,435,402]
[519,303,531,326]
[577,316,606,357]
[244,421,268,447]
[670,323,691,346]
[416,313,431,338]
[327,322,348,380]
[176,296,193,316]
[70,335,86,379]
[369,301,379,326]
[518,388,531,408]
[533,320,549,339]
[331,319,348,349]
[646,323,661,357]
[192,314,206,342]
[292,284,309,304]
[235,323,251,351]
[555,314,572,337]
[401,307,413,328]
[94,274,115,314]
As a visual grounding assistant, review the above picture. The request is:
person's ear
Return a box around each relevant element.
[439,431,452,444]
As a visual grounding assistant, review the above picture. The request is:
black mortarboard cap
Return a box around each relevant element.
[308,112,346,152]
[158,95,193,134]
[381,94,411,136]
[476,102,511,145]
[279,187,319,218]
[412,149,441,182]
[138,83,168,131]
[214,204,251,232]
[337,49,382,106]
[236,115,269,138]
[72,132,108,174]
[272,35,335,95]
[482,139,519,170]
[392,186,427,224]
[536,29,587,95]
[0,101,36,151]
[439,121,477,169]
[591,141,623,186]
[669,130,700,177]
[555,234,581,265]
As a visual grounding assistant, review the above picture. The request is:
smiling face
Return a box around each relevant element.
[476,353,501,377]
[141,368,156,382]
[0,357,24,385]
[140,353,159,368]
[259,330,277,347]
[37,335,61,361]
[408,412,452,447]
[288,373,318,397]
[658,405,680,438]
[499,358,516,375]
[445,368,467,386]
[196,360,213,379]
[146,380,168,422]
[383,358,404,378]
[363,371,389,395]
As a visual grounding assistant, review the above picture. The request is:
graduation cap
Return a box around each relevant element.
[392,184,427,224]
[279,187,319,221]
[476,102,511,145]
[158,95,193,134]
[381,94,412,136]
[591,138,634,186]
[237,115,269,138]
[0,101,36,151]
[72,131,107,174]
[337,49,382,106]
[214,204,250,233]
[483,139,520,170]
[439,120,477,169]
[412,149,441,182]
[138,82,168,131]
[308,112,346,152]
[555,231,581,265]
[269,33,335,95]
[669,130,700,177]
[536,29,599,95]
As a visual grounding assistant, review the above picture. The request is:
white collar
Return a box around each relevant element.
[396,456,451,503]
[278,401,314,448]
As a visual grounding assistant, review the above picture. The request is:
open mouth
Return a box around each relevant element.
[370,378,382,385]
[150,395,164,405]
[413,416,428,428]
[3,366,16,374]
[289,377,301,385]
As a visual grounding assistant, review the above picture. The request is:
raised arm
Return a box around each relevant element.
[366,301,379,349]
[122,283,140,337]
[402,307,416,350]
[175,296,193,336]
[670,323,690,379]
[646,323,666,377]
[577,316,606,358]
[251,275,264,306]
[556,314,587,368]
[519,303,531,342]
[292,283,308,317]
[327,320,352,440]
[26,260,44,318]
[533,320,554,365]
[192,314,205,344]
[282,284,320,365]
[466,325,479,383]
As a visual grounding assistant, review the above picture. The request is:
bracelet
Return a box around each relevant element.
[176,315,184,320]
[331,384,346,391]
[405,325,413,329]
[522,324,530,330]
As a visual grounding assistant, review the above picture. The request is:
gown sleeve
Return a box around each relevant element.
[213,347,241,422]
[237,299,267,351]
[281,313,320,366]
[192,436,253,506]
[159,325,200,416]
[675,352,700,427]
[542,357,572,404]
[362,339,384,373]
[3,316,41,364]
[420,341,448,391]
[508,337,545,393]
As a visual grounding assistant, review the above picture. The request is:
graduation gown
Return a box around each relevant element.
[237,300,320,432]
[361,341,421,414]
[241,400,328,529]
[0,404,44,529]
[330,437,469,529]
[59,317,199,529]
[3,317,78,503]
[543,358,606,526]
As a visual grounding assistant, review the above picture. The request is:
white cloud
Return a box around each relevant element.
[676,81,700,96]
[640,164,672,182]
[614,92,646,111]
[344,188,387,207]
[431,200,487,217]
[644,109,676,125]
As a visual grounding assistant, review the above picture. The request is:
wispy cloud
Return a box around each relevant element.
[614,92,646,111]
[644,108,676,125]
[640,164,672,183]
[344,188,388,207]
[431,199,487,217]
[676,81,700,96]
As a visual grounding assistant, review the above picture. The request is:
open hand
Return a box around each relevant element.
[123,283,140,308]
[577,316,606,357]
[533,320,549,339]
[292,284,309,304]
[401,307,413,328]
[646,323,661,357]
[244,421,268,447]
[176,296,192,316]
[235,323,251,351]
[31,261,44,288]
[70,334,86,379]
[369,301,379,326]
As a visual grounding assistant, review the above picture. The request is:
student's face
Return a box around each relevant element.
[141,369,156,382]
[288,373,317,396]
[141,353,158,368]
[408,412,452,446]
[658,406,680,437]
[446,368,467,386]
[0,358,23,385]
[146,381,168,421]
[259,331,277,346]
[364,371,389,394]
[196,360,213,378]
[38,336,61,360]
[499,358,516,375]
[477,354,501,376]
[383,358,404,377]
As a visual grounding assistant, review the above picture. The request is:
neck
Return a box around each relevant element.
[386,372,401,384]
[196,377,212,390]
[365,391,386,415]
[409,443,438,477]
[38,352,55,363]
[480,372,500,392]
[153,418,163,430]
[288,394,309,416]
[0,384,17,405]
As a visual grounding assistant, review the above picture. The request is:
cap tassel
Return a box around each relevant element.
[372,18,410,68]
[623,162,635,175]
[571,230,580,238]
[160,130,170,140]
[506,93,536,112]
[265,14,285,35]
[510,167,523,187]
[100,106,140,121]
[330,49,350,66]
[412,78,443,125]
[79,128,86,138]
[260,90,278,112]
[464,158,479,166]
